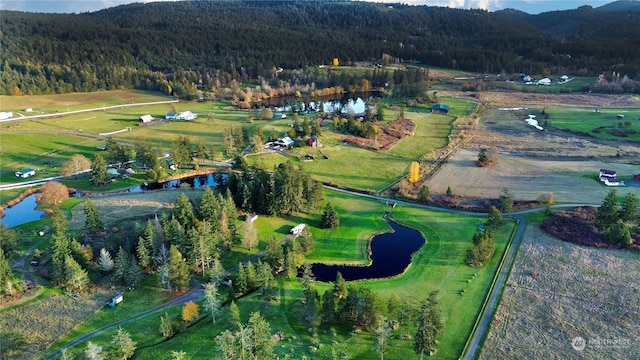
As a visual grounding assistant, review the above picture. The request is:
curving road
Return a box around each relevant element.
[43,184,599,360]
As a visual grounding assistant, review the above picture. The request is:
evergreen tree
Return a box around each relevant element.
[90,153,110,186]
[159,312,175,339]
[321,203,340,229]
[50,208,69,237]
[607,221,632,246]
[486,206,505,229]
[111,327,137,360]
[236,262,248,295]
[619,193,638,223]
[51,233,71,284]
[418,185,430,203]
[446,186,453,196]
[174,193,195,229]
[168,245,190,291]
[373,315,392,360]
[84,199,103,234]
[249,312,274,359]
[499,188,513,213]
[264,236,284,272]
[596,189,619,230]
[125,258,144,287]
[137,236,152,272]
[229,301,242,331]
[204,282,222,324]
[97,248,114,273]
[114,247,129,284]
[64,255,89,293]
[414,291,444,359]
[0,248,16,296]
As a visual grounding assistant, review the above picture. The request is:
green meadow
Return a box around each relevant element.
[547,107,640,142]
[47,188,515,360]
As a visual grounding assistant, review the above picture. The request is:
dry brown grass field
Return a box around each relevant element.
[426,148,640,204]
[425,94,640,204]
[480,225,640,359]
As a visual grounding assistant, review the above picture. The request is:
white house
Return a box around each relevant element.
[290,223,306,236]
[603,177,623,186]
[139,114,154,123]
[599,169,617,181]
[274,137,295,148]
[176,111,197,120]
[0,111,14,120]
[536,78,551,86]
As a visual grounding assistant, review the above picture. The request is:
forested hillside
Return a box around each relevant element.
[1,1,639,96]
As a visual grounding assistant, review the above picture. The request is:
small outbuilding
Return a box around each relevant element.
[308,136,322,148]
[139,114,154,123]
[15,168,36,178]
[290,223,306,236]
[109,294,124,307]
[432,104,450,114]
[274,136,295,149]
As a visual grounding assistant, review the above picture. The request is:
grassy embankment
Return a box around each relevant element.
[46,189,515,360]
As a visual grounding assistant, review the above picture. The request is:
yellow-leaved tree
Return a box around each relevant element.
[408,161,421,183]
[182,301,199,323]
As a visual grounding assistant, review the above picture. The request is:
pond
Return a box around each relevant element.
[1,193,46,228]
[253,91,384,116]
[128,173,223,192]
[310,220,425,282]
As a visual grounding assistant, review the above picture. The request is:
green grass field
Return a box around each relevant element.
[44,189,515,360]
[547,107,640,142]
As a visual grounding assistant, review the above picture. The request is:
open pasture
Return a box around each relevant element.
[0,90,172,114]
[547,107,640,142]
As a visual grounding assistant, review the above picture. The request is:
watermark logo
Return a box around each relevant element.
[571,337,586,351]
[571,336,632,351]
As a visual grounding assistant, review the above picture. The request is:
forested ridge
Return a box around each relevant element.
[1,0,639,96]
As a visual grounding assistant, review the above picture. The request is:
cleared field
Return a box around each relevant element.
[0,90,172,113]
[389,112,453,159]
[480,225,640,359]
[247,145,410,192]
[427,148,640,204]
[547,107,640,142]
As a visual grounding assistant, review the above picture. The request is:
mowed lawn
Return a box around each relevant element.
[50,189,515,360]
[390,112,454,159]
[547,107,640,142]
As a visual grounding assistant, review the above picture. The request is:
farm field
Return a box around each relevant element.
[427,148,640,204]
[547,107,640,142]
[0,90,173,114]
[479,225,640,359]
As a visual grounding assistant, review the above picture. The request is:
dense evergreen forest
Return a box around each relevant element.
[1,0,640,96]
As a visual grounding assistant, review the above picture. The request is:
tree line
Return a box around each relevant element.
[2,1,640,97]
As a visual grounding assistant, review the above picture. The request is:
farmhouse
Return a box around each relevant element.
[274,136,295,149]
[432,104,450,114]
[15,168,36,178]
[599,169,617,180]
[107,167,120,179]
[603,177,623,186]
[138,114,154,123]
[290,223,306,236]
[176,111,197,120]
